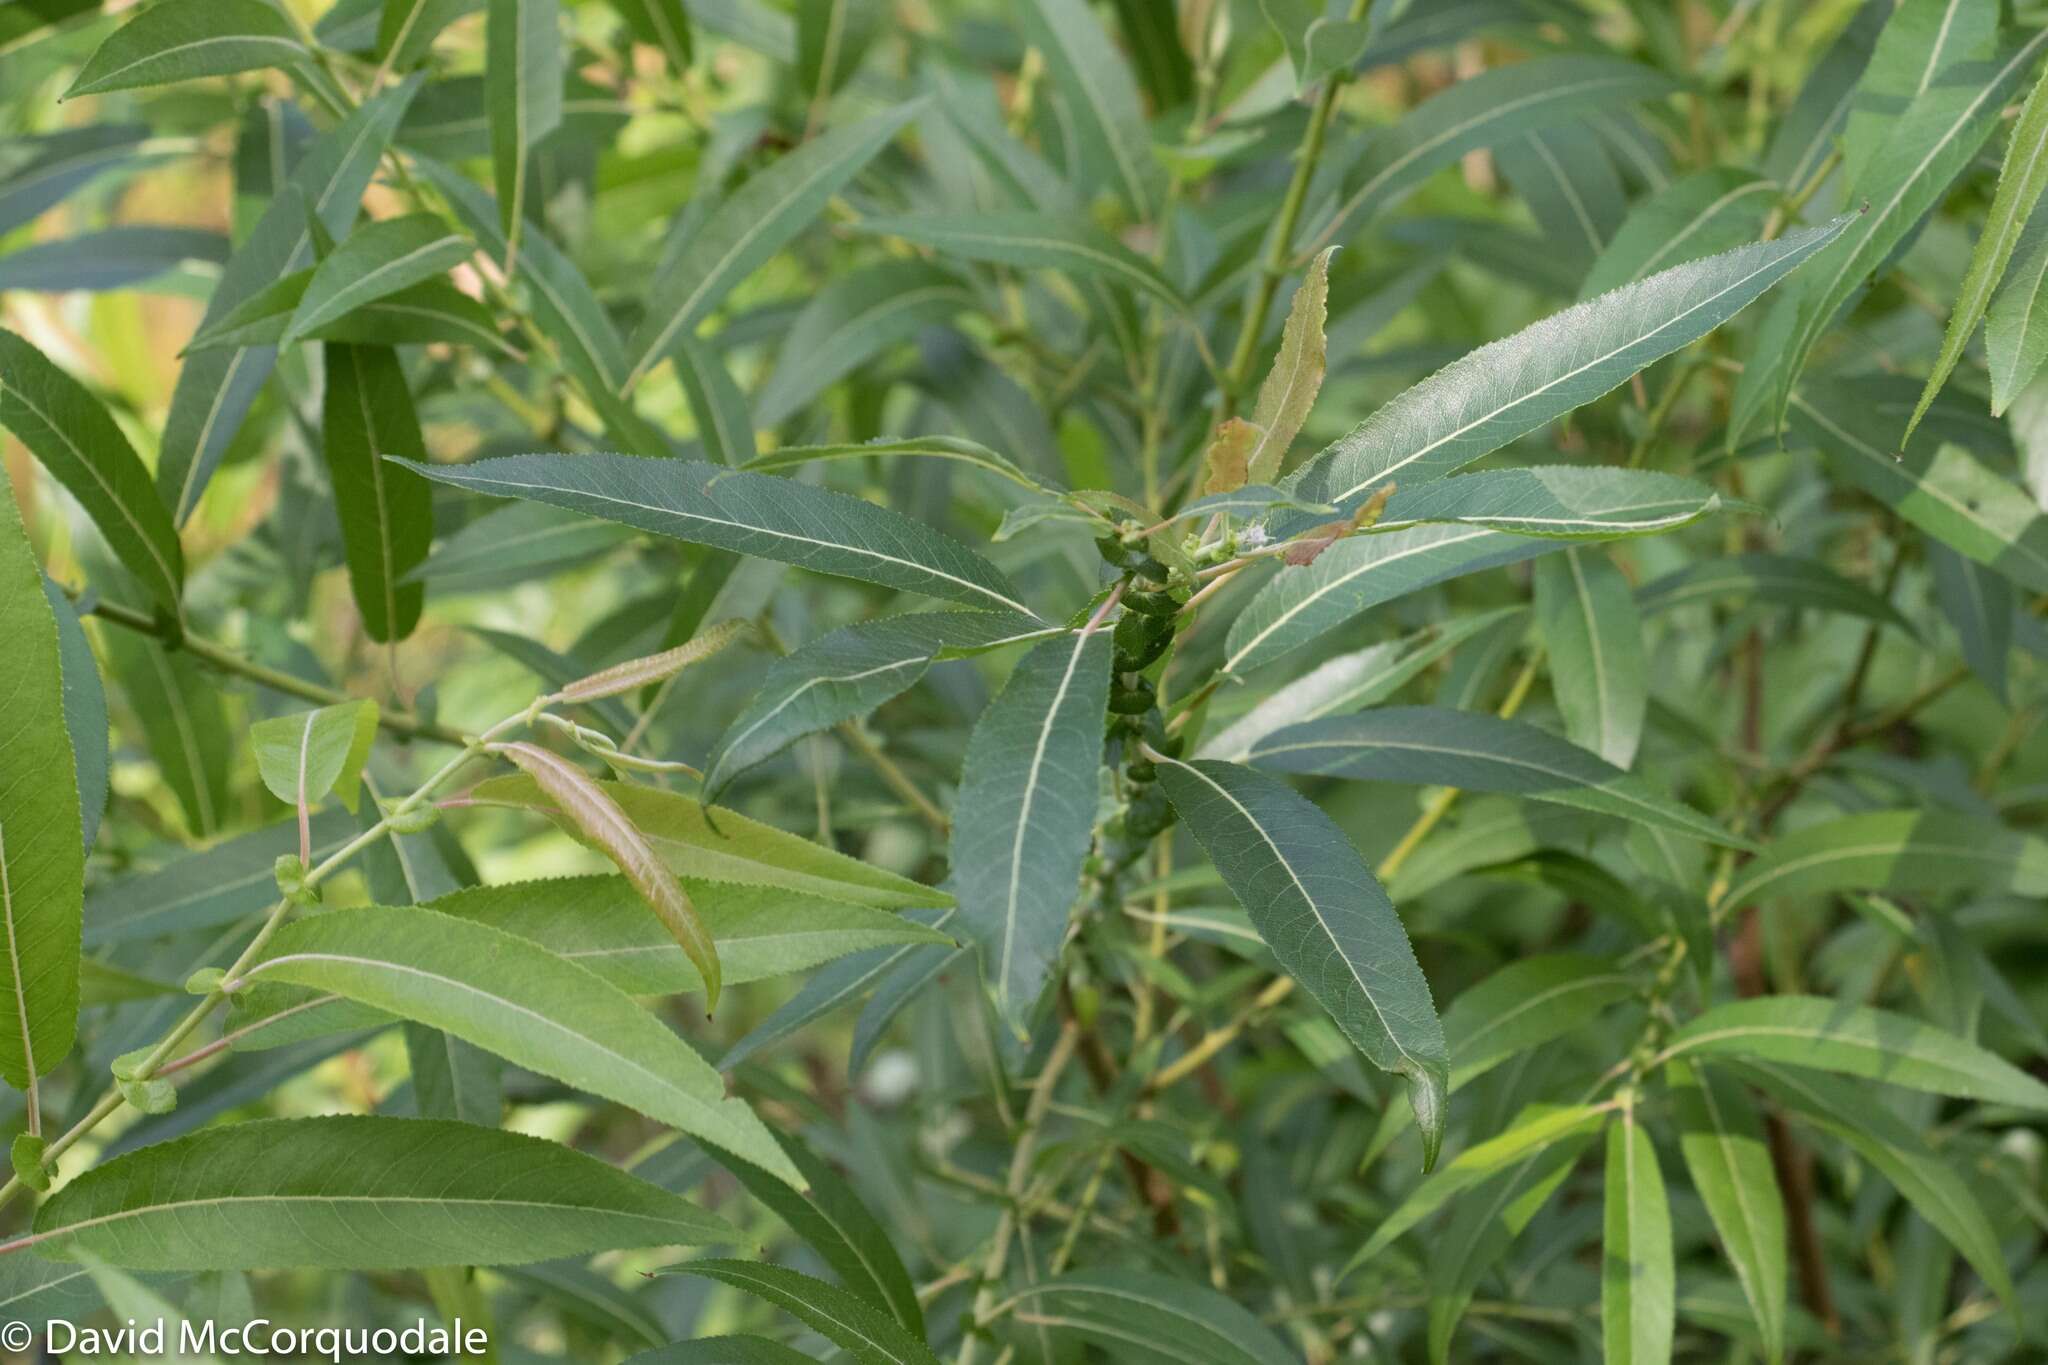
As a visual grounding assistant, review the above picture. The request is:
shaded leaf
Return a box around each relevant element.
[1535,548,1645,767]
[663,1261,941,1365]
[856,212,1184,312]
[1668,1061,1785,1365]
[283,213,473,343]
[1602,1100,1675,1365]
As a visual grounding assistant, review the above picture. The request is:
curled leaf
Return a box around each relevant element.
[553,619,748,704]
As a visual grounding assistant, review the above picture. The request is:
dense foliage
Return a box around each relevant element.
[4,0,2048,1360]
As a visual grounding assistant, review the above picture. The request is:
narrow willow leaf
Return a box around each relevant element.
[1348,1102,1610,1271]
[40,581,106,856]
[1200,419,1257,496]
[610,0,692,71]
[1602,1102,1675,1365]
[1790,382,2048,594]
[1718,809,2048,909]
[1734,27,2048,443]
[1247,708,1746,847]
[0,125,153,239]
[662,1262,941,1365]
[162,82,418,523]
[30,1116,735,1269]
[847,941,964,1075]
[67,0,306,96]
[1005,1271,1298,1365]
[1581,169,1778,298]
[627,102,921,389]
[953,632,1112,1031]
[408,501,634,594]
[1660,996,2048,1111]
[1156,756,1448,1167]
[379,0,479,70]
[1224,524,1561,674]
[855,212,1184,312]
[1180,483,1332,522]
[0,330,183,615]
[1288,218,1850,515]
[95,622,231,839]
[710,1134,923,1335]
[554,619,746,703]
[628,1339,813,1363]
[1200,610,1519,760]
[1668,1062,1785,1365]
[401,453,1035,615]
[0,226,226,293]
[1908,64,2048,438]
[493,744,721,1009]
[1445,954,1636,1089]
[1536,548,1645,767]
[1311,56,1677,253]
[430,874,947,996]
[0,462,82,1093]
[1373,466,1726,540]
[1637,550,1911,630]
[321,345,433,642]
[1245,247,1335,483]
[741,437,1048,493]
[755,261,970,428]
[705,610,1049,801]
[83,812,354,947]
[248,701,379,816]
[1015,0,1160,218]
[474,774,947,909]
[672,335,755,464]
[720,909,953,1071]
[486,0,563,257]
[1988,210,2048,413]
[1930,543,2013,702]
[240,906,799,1182]
[1497,123,1625,275]
[282,213,472,343]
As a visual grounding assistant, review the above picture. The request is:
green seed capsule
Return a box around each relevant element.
[1109,680,1156,714]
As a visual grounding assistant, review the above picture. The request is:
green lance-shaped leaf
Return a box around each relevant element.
[853,212,1185,313]
[1015,0,1160,219]
[1930,544,2012,702]
[1637,550,1912,631]
[1667,1061,1785,1364]
[627,101,923,390]
[1371,466,1727,540]
[1004,1270,1299,1365]
[673,335,755,463]
[1155,756,1449,1167]
[628,1340,813,1364]
[1308,55,1676,254]
[66,0,307,96]
[431,874,948,996]
[161,81,420,524]
[83,811,355,947]
[1733,25,2048,444]
[610,0,692,71]
[1908,63,2048,439]
[720,908,953,1071]
[1536,548,1646,768]
[708,1134,923,1335]
[493,743,722,1010]
[705,610,1051,801]
[1346,1101,1611,1274]
[486,0,563,262]
[1729,1059,2014,1307]
[282,213,473,344]
[1717,809,2048,910]
[0,124,155,240]
[249,700,379,816]
[27,1116,736,1269]
[1224,524,1563,674]
[407,500,633,594]
[40,580,106,857]
[378,0,479,71]
[754,262,973,428]
[0,462,83,1094]
[1445,954,1637,1090]
[400,452,1035,616]
[952,631,1113,1031]
[1200,610,1517,761]
[321,345,434,643]
[94,618,231,839]
[1602,1100,1675,1365]
[1659,996,2048,1111]
[0,330,183,615]
[0,225,227,294]
[193,273,511,356]
[475,774,948,909]
[1287,218,1850,516]
[661,1262,941,1365]
[1987,209,2048,413]
[1246,708,1747,848]
[742,437,1050,493]
[1790,381,2048,594]
[1580,168,1779,298]
[237,905,799,1183]
[1245,246,1335,484]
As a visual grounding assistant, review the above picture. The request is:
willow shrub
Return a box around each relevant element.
[3,0,2048,1360]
